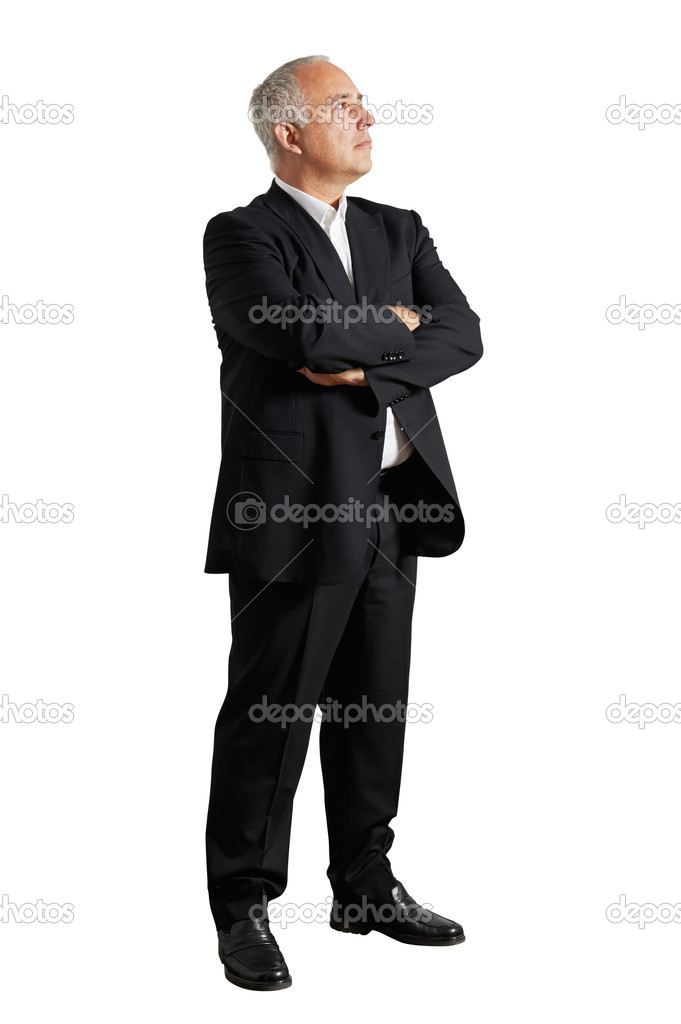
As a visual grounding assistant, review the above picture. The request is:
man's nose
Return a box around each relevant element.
[357,105,375,128]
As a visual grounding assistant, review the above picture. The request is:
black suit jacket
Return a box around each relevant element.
[203,179,482,584]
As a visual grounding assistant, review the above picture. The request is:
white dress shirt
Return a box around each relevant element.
[274,176,414,470]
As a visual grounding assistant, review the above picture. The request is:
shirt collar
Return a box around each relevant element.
[274,175,347,225]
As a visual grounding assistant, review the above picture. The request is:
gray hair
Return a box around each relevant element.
[249,55,330,168]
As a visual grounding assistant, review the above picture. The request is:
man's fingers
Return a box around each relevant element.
[297,366,336,386]
[387,305,421,332]
[296,366,369,387]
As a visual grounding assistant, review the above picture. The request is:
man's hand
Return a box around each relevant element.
[295,307,420,386]
[297,366,368,387]
[388,305,421,332]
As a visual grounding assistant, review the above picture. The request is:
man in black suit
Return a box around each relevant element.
[204,55,482,991]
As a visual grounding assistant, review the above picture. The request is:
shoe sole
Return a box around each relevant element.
[224,966,293,991]
[330,920,466,946]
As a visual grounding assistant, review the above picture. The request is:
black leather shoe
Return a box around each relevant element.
[217,918,292,990]
[330,880,465,946]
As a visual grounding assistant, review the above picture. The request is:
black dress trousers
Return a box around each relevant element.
[205,455,419,930]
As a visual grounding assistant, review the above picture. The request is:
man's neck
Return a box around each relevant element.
[274,171,348,210]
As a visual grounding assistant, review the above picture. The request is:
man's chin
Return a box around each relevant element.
[351,154,373,177]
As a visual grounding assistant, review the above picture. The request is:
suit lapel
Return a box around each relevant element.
[262,180,390,307]
[345,200,390,305]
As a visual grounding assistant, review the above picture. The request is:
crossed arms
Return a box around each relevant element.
[203,208,482,410]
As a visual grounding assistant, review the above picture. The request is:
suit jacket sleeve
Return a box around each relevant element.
[204,211,415,372]
[363,210,483,411]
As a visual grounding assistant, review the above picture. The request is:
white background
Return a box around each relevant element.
[2,0,680,1019]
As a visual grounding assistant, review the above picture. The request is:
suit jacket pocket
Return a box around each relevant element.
[224,427,304,462]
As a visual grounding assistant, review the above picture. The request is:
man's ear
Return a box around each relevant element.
[273,122,303,157]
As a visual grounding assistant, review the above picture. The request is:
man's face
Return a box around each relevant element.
[287,62,375,183]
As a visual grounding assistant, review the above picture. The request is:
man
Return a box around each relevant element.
[203,55,482,991]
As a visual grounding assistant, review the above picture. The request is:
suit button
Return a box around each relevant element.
[371,429,385,439]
